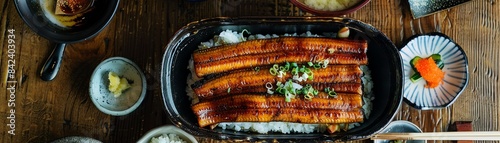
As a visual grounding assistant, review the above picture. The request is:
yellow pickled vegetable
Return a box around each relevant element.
[108,71,131,97]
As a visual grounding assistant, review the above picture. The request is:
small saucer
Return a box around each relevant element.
[400,33,468,110]
[89,57,146,116]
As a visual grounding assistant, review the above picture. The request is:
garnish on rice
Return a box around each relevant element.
[410,54,445,88]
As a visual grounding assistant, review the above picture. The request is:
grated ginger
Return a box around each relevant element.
[108,71,131,97]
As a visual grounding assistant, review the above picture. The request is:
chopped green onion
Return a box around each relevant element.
[277,71,286,78]
[267,89,274,94]
[313,63,321,69]
[322,60,329,68]
[284,62,290,71]
[291,67,299,75]
[270,68,277,75]
[254,67,260,72]
[305,84,312,88]
[241,29,251,36]
[326,87,337,98]
[312,89,319,95]
[324,87,331,92]
[227,87,231,93]
[304,68,312,74]
[265,82,273,89]
[291,62,298,68]
[307,62,313,67]
[285,92,294,102]
[328,90,338,98]
[273,64,279,70]
[327,48,335,54]
[295,88,301,94]
[304,93,313,101]
[308,72,314,80]
[279,66,286,72]
[276,87,286,94]
[276,81,283,86]
[299,66,306,73]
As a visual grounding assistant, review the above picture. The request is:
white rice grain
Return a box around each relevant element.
[150,133,187,143]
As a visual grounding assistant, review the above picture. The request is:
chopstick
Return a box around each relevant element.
[371,131,500,140]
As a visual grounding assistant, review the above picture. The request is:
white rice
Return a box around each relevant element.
[186,30,374,134]
[150,133,186,143]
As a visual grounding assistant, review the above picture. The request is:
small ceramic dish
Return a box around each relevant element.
[400,33,468,110]
[89,57,146,116]
[137,125,198,143]
[374,120,425,143]
[289,0,370,16]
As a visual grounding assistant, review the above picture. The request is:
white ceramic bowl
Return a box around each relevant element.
[89,57,146,116]
[138,125,198,143]
[400,33,468,110]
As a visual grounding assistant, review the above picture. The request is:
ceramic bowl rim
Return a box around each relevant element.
[137,125,198,143]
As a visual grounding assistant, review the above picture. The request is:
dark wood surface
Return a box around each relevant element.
[0,0,499,142]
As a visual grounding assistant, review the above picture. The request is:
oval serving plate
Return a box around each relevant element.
[400,32,468,110]
[161,17,403,141]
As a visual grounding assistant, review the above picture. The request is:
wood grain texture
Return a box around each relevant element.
[0,0,499,142]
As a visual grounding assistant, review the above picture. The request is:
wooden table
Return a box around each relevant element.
[1,0,498,142]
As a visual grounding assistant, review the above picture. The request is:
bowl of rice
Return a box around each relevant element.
[137,125,198,143]
[290,0,371,16]
[161,17,403,141]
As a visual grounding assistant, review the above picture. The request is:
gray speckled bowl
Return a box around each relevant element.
[89,57,146,116]
[374,120,425,143]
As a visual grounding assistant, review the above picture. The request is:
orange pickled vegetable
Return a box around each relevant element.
[415,57,444,88]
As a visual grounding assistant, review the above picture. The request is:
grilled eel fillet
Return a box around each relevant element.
[193,83,362,100]
[194,107,364,128]
[192,93,363,112]
[194,52,367,77]
[193,37,368,63]
[192,65,362,100]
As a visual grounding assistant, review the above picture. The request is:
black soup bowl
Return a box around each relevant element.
[14,0,120,81]
[161,17,403,141]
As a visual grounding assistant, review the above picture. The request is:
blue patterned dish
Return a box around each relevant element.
[400,33,468,110]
